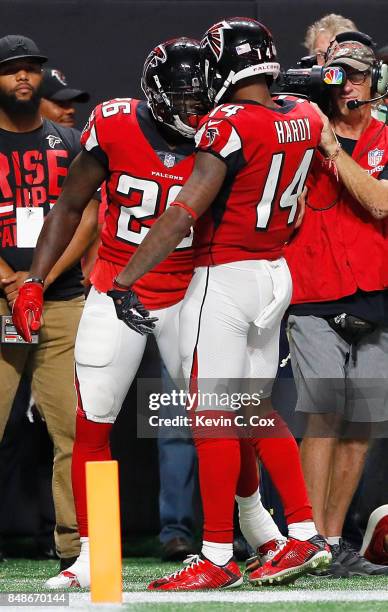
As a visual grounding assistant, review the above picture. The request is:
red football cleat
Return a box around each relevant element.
[148,554,243,591]
[360,505,388,565]
[246,538,287,572]
[249,535,331,585]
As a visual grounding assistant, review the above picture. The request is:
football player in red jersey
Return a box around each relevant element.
[11,37,209,589]
[74,18,330,590]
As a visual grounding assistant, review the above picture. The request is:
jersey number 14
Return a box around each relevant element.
[256,148,314,229]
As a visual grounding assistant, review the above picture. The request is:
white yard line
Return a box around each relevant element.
[123,590,388,603]
[72,590,388,605]
[8,590,388,610]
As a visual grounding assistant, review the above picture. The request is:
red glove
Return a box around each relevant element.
[12,280,44,342]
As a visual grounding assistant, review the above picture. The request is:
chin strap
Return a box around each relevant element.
[169,115,196,138]
[214,70,235,104]
[147,93,198,138]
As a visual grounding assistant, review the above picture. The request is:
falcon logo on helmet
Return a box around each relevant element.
[202,20,232,61]
[200,17,280,104]
[146,44,168,70]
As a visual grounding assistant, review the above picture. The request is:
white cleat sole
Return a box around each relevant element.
[44,570,89,590]
[249,550,332,586]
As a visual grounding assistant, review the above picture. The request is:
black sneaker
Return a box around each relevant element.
[328,539,388,577]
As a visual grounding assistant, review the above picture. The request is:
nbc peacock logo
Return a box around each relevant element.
[323,67,344,86]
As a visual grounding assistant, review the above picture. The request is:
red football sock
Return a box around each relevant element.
[71,413,112,537]
[251,412,312,524]
[194,436,241,543]
[236,438,259,497]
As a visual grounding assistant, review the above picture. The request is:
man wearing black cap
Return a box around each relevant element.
[0,35,98,569]
[285,32,388,576]
[40,67,90,128]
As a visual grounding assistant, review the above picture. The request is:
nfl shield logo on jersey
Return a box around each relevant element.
[368,148,383,167]
[163,153,176,168]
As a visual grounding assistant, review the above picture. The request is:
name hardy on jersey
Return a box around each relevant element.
[274,117,312,144]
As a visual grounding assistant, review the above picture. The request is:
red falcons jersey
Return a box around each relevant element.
[80,98,195,309]
[194,97,323,266]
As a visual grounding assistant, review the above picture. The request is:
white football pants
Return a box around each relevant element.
[179,259,292,401]
[74,286,182,423]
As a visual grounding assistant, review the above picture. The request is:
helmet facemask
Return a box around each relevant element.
[146,78,209,138]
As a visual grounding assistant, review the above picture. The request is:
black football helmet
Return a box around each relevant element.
[200,17,280,104]
[141,37,209,138]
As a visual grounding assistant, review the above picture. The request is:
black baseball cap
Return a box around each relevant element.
[41,67,90,102]
[0,34,47,65]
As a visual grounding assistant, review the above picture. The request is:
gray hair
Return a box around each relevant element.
[304,13,358,53]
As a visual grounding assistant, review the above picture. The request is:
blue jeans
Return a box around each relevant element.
[158,363,197,544]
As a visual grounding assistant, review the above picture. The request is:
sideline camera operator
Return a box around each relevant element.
[285,31,388,577]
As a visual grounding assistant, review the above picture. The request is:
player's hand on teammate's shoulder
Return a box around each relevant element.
[107,278,158,335]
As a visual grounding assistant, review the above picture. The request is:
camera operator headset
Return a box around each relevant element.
[375,45,388,123]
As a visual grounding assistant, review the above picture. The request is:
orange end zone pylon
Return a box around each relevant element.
[86,460,122,603]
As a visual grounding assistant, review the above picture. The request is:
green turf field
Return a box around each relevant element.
[1,558,388,611]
